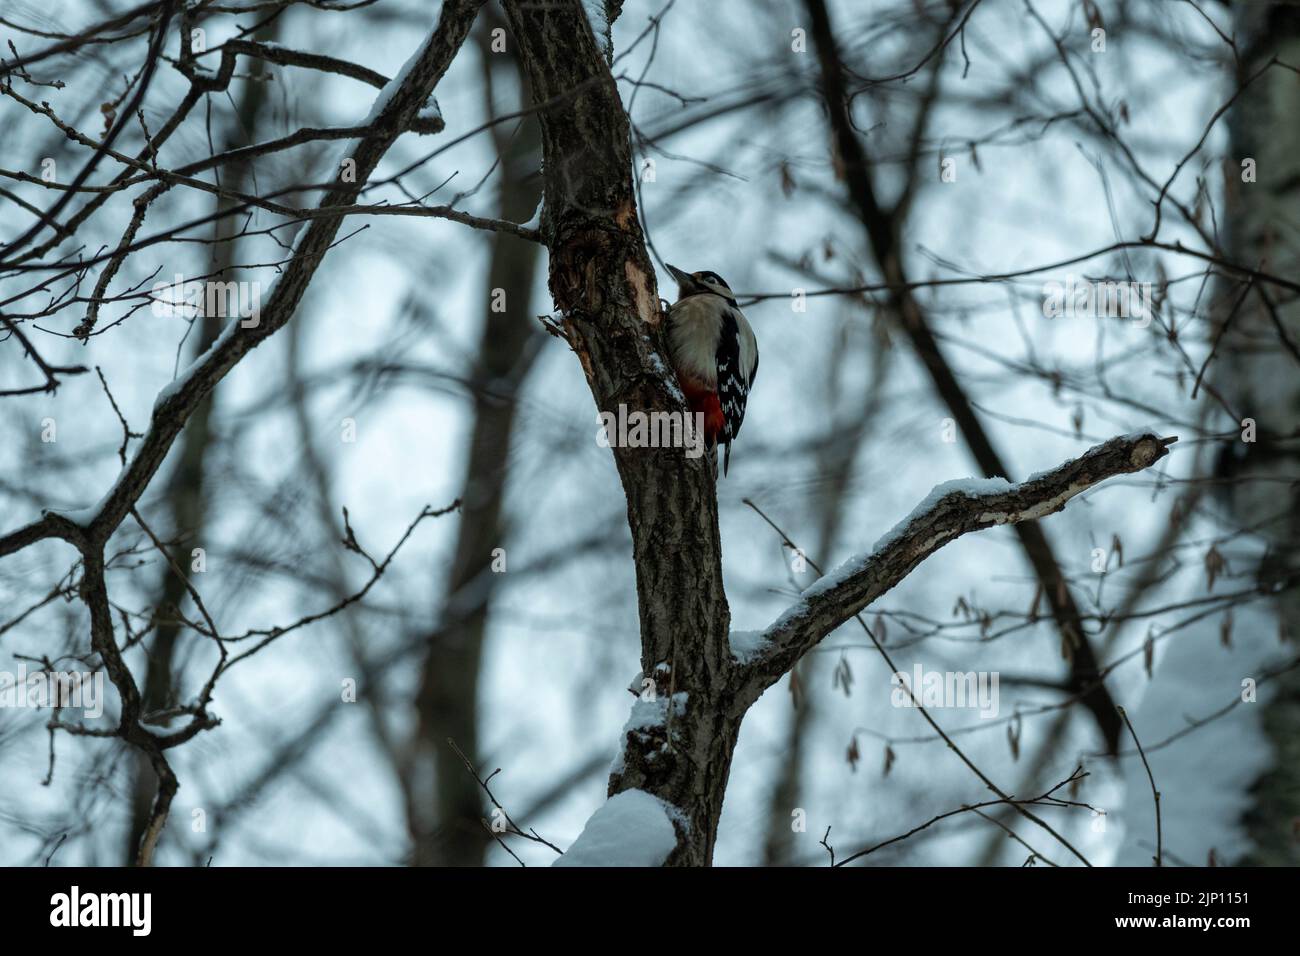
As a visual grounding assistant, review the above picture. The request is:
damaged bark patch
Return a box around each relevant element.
[614,196,638,231]
[549,231,606,315]
[625,259,658,326]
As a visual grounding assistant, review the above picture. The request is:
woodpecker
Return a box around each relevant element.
[664,263,759,476]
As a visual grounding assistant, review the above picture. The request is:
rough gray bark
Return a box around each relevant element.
[502,0,738,865]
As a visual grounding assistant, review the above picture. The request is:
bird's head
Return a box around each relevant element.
[666,263,736,303]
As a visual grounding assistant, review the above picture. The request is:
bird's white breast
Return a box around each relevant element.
[668,295,757,387]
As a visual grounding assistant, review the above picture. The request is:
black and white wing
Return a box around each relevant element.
[715,306,759,476]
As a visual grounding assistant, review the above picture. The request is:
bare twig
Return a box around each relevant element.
[1118,705,1162,867]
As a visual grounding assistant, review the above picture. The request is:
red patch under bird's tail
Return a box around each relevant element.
[681,380,726,447]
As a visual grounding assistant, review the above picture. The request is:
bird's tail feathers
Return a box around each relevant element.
[706,440,719,480]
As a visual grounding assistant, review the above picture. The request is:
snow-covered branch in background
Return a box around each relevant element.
[734,432,1178,704]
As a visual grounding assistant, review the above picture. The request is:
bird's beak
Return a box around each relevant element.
[665,263,693,291]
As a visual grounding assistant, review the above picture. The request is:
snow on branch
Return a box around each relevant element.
[552,789,680,867]
[735,432,1177,699]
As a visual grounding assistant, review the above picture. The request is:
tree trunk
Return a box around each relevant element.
[1225,1,1300,867]
[502,0,736,864]
[409,19,545,866]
